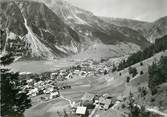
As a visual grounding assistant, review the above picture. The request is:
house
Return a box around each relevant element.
[73,70,80,74]
[76,106,87,115]
[50,73,57,79]
[27,88,38,97]
[65,72,73,79]
[99,97,112,110]
[79,71,87,78]
[49,92,59,99]
[44,87,54,94]
[81,93,95,109]
[117,95,124,101]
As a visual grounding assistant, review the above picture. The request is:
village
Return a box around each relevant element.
[17,58,129,117]
[19,58,115,98]
[18,53,167,117]
[17,53,167,117]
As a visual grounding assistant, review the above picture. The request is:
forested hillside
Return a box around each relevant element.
[148,56,167,94]
[117,35,167,71]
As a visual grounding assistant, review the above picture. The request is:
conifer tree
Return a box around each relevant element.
[0,54,31,117]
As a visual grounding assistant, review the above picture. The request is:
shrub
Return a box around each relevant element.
[151,98,155,102]
[129,67,138,77]
[127,76,130,83]
[112,64,117,72]
[104,69,108,75]
[119,72,122,76]
[121,104,126,108]
[140,71,144,75]
[140,62,143,66]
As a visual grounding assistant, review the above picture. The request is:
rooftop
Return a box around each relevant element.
[76,106,87,115]
[99,97,112,105]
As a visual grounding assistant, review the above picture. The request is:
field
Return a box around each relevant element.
[8,59,76,73]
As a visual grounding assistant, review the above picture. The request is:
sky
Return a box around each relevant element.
[68,0,167,22]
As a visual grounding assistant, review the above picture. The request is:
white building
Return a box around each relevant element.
[76,106,87,115]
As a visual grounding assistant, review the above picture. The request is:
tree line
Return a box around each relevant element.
[148,56,167,95]
[117,35,167,71]
[1,54,31,117]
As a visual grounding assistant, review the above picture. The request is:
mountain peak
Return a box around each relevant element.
[154,16,167,22]
[1,0,158,61]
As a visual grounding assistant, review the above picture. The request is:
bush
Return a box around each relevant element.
[140,71,144,75]
[140,62,143,66]
[151,98,155,102]
[140,87,147,97]
[104,69,108,75]
[127,76,130,83]
[119,72,122,76]
[129,67,138,77]
[151,88,158,95]
[121,104,126,108]
[112,64,117,72]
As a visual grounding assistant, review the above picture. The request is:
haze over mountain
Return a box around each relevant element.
[0,0,166,60]
[62,0,167,22]
[101,16,167,43]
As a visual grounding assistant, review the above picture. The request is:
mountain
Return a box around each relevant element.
[0,0,150,60]
[100,17,151,33]
[0,1,81,60]
[145,16,167,43]
[101,16,167,43]
[44,0,149,46]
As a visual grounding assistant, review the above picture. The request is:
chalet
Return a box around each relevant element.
[49,92,59,99]
[27,88,38,97]
[99,97,112,110]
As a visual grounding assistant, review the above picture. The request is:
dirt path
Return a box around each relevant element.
[60,95,74,107]
[146,108,167,117]
[89,105,99,117]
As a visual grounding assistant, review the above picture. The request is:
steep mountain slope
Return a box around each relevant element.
[43,0,149,47]
[100,17,151,35]
[101,16,167,43]
[145,16,167,42]
[0,0,150,60]
[0,1,80,59]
